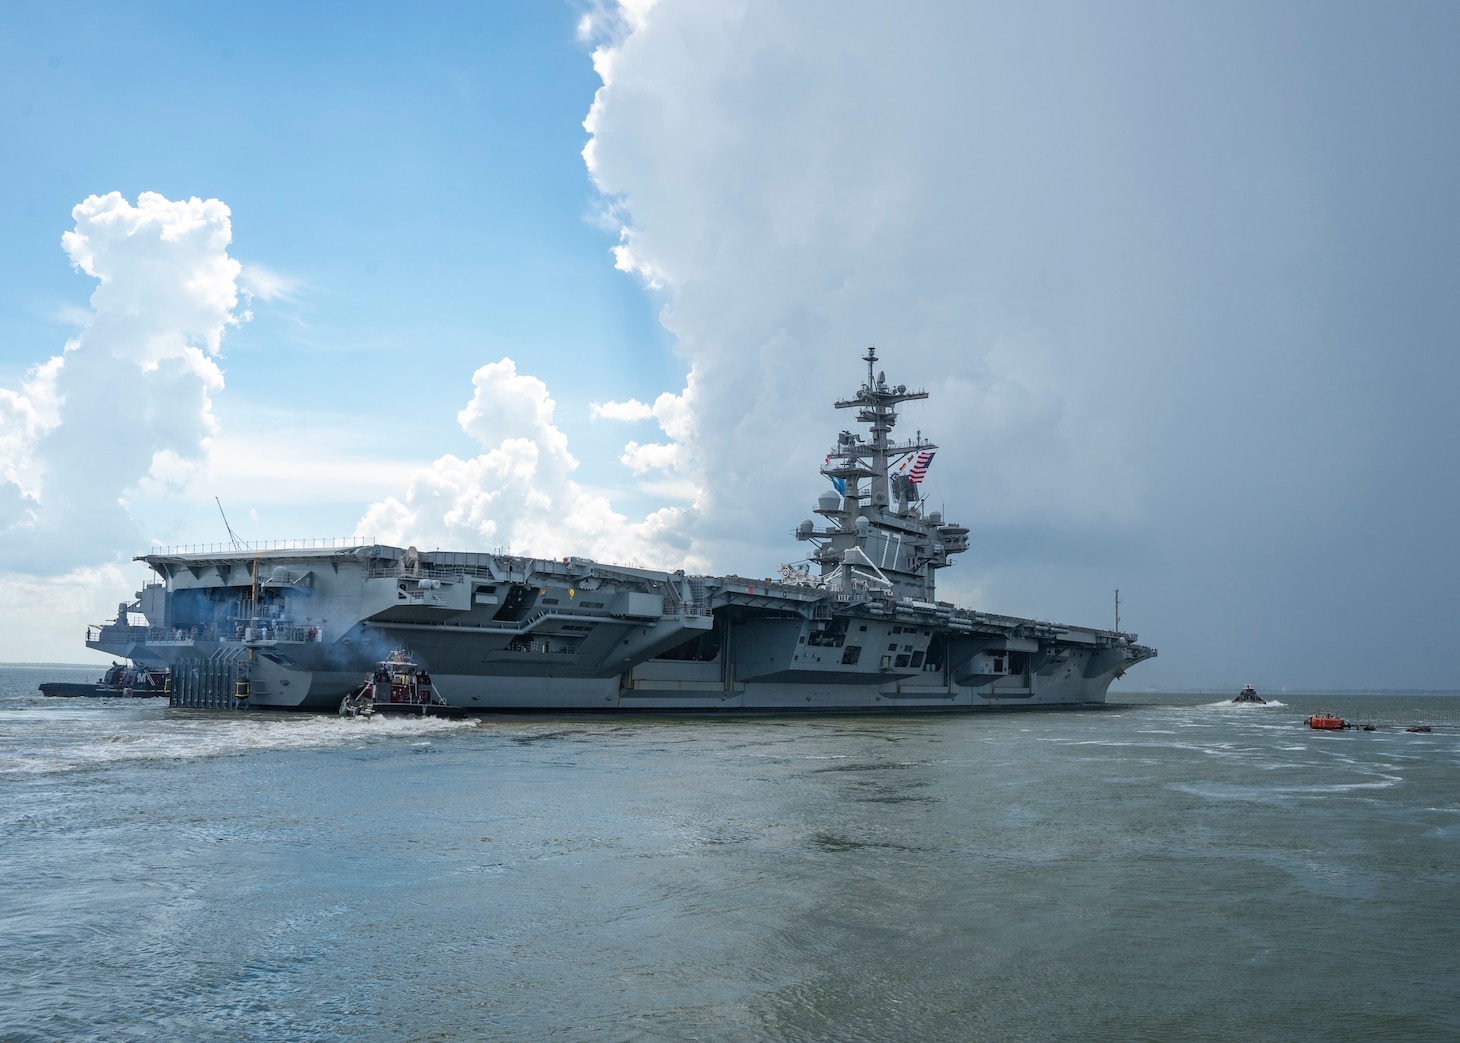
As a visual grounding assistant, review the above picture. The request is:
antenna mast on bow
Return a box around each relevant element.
[216,498,246,551]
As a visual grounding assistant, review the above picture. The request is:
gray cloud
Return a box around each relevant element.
[581,1,1460,688]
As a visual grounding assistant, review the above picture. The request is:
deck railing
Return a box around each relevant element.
[147,536,378,557]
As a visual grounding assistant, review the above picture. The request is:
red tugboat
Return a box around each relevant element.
[1305,713,1349,731]
[339,651,465,718]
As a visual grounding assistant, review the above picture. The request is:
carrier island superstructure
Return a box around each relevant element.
[88,349,1155,712]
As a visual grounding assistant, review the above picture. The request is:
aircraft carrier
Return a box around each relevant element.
[87,348,1155,712]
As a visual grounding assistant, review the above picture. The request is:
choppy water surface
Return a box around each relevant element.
[3,666,1457,1042]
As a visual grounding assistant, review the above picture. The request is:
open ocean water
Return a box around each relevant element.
[2,665,1457,1042]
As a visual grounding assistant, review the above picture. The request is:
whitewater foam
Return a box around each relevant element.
[0,711,480,777]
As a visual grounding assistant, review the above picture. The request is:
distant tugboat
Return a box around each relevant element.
[1231,684,1265,705]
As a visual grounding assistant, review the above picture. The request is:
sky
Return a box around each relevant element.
[2,1,1458,690]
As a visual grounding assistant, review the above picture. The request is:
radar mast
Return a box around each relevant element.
[802,348,968,601]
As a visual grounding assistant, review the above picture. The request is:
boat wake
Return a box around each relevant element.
[0,712,480,778]
[1203,698,1287,709]
[1173,772,1403,801]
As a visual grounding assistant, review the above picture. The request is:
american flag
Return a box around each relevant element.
[823,455,846,494]
[907,450,935,485]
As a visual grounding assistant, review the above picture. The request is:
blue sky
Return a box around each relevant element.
[1,1,676,529]
[3,2,1460,690]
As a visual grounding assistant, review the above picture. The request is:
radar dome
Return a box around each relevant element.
[855,516,871,536]
[817,490,841,511]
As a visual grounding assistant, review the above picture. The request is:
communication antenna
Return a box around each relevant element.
[1114,588,1121,633]
[216,497,246,551]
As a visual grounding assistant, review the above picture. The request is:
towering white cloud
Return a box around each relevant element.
[357,358,701,569]
[576,3,1170,576]
[0,192,243,573]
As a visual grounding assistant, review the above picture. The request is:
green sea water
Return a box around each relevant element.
[3,666,1457,1042]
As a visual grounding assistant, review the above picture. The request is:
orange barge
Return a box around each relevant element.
[1305,713,1349,730]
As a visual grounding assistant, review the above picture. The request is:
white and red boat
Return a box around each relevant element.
[340,652,464,718]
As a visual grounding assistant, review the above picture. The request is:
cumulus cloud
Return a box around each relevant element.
[589,398,655,422]
[575,2,1164,577]
[356,358,703,569]
[573,3,1264,565]
[0,191,243,573]
[592,383,698,482]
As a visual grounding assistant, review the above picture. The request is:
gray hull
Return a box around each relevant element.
[89,546,1151,713]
